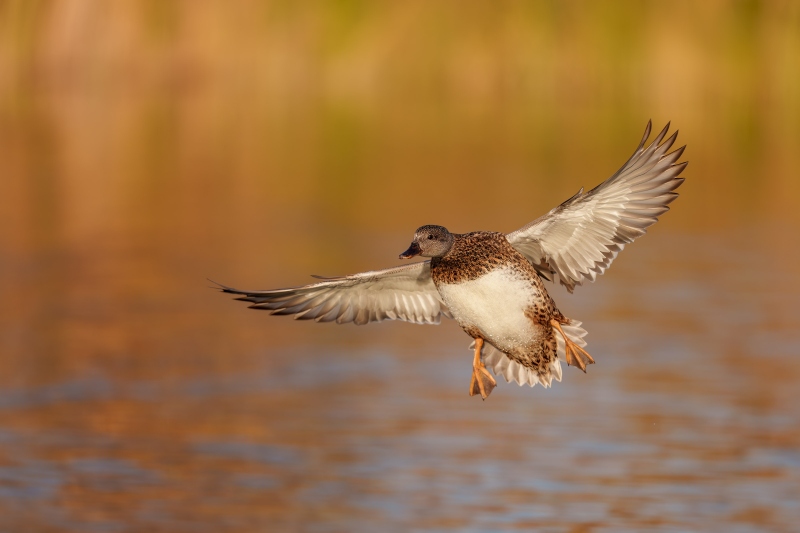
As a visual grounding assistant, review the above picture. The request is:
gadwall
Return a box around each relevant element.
[217,122,687,399]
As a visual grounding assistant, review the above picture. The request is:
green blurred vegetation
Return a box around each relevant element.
[1,1,799,273]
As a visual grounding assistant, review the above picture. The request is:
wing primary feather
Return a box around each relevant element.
[217,261,450,326]
[506,121,687,291]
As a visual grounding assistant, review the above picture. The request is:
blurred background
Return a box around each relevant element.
[1,1,799,531]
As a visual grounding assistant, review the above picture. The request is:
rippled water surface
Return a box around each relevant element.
[2,3,800,532]
[7,230,800,533]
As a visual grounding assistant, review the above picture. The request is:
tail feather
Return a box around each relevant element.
[468,318,588,389]
[471,340,563,388]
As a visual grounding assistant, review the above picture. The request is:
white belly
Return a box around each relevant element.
[437,266,539,350]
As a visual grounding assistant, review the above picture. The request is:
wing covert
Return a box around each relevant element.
[214,261,451,325]
[506,121,687,292]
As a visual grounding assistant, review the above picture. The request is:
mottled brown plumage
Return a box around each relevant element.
[430,231,517,283]
[216,121,686,399]
[429,231,570,385]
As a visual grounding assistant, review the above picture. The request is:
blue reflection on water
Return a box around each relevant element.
[192,441,301,465]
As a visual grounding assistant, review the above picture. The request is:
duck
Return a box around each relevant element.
[216,122,687,399]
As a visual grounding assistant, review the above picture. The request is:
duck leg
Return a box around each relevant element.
[550,319,595,372]
[469,337,497,400]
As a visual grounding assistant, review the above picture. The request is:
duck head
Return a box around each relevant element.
[399,225,455,259]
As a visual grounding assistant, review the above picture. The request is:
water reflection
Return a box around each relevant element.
[1,228,798,531]
[2,2,800,531]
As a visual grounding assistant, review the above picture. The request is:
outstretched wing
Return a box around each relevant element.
[214,261,451,325]
[506,121,687,292]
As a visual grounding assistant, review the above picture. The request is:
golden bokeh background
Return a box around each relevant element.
[1,1,799,531]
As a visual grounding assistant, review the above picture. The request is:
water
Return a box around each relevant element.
[2,3,800,531]
[1,222,798,532]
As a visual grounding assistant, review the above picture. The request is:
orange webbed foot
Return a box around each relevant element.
[550,319,595,372]
[469,338,497,400]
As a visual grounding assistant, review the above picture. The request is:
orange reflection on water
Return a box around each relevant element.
[1,2,800,531]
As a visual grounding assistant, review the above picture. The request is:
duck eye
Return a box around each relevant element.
[428,235,434,240]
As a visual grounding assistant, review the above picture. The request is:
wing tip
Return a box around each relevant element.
[641,120,653,146]
[208,278,231,291]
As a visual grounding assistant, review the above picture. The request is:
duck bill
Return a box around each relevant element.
[399,241,421,259]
